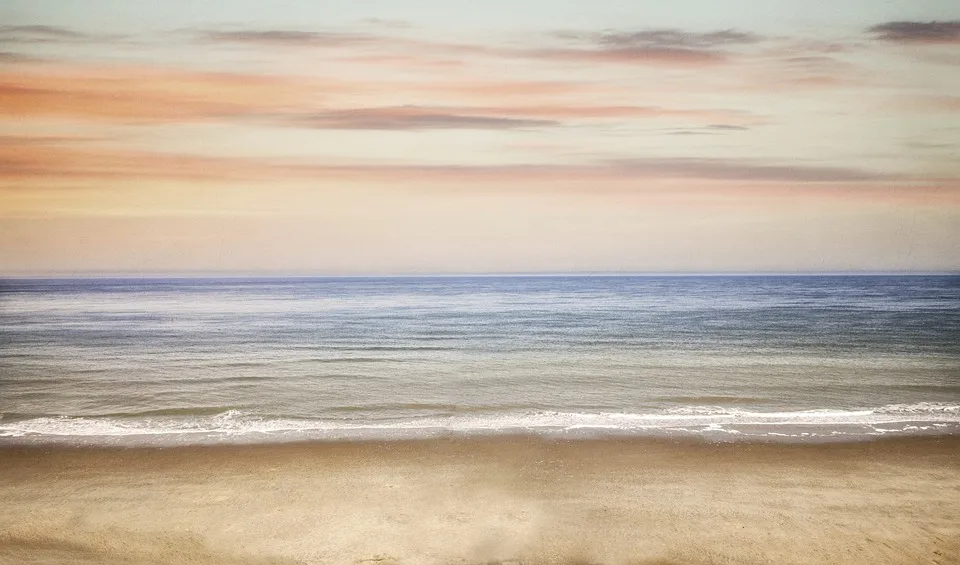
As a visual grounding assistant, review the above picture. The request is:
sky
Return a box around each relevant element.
[1,0,958,274]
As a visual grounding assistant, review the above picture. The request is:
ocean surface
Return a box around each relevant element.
[1,275,958,445]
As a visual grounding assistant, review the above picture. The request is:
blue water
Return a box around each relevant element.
[1,275,958,444]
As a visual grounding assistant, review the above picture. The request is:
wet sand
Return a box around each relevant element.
[1,436,958,565]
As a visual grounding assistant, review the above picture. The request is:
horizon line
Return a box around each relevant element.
[2,270,959,280]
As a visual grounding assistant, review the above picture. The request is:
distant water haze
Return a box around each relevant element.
[1,275,958,444]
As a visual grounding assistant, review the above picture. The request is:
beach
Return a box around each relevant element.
[2,276,958,564]
[1,436,958,565]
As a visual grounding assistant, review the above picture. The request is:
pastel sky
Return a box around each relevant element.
[1,0,959,274]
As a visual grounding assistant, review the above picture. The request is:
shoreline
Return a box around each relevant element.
[3,406,957,448]
[3,433,960,467]
[2,435,958,564]
[2,431,960,453]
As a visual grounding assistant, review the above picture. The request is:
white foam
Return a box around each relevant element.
[875,402,960,414]
[1,402,958,444]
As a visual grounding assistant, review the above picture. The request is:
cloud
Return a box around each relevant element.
[0,25,88,43]
[195,26,759,67]
[530,45,726,66]
[427,80,615,99]
[285,104,752,130]
[0,52,38,63]
[0,143,273,183]
[932,96,960,111]
[0,60,757,127]
[0,64,327,122]
[0,134,95,145]
[291,107,558,130]
[199,29,371,46]
[719,48,867,92]
[868,21,960,44]
[905,140,955,150]
[593,29,761,49]
[0,25,118,45]
[707,124,749,131]
[897,95,960,113]
[607,157,894,183]
[664,124,749,135]
[536,28,761,66]
[0,141,903,186]
[361,18,413,29]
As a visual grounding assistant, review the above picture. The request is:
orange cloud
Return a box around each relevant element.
[463,104,750,122]
[888,95,960,113]
[0,139,916,186]
[0,64,325,123]
[0,60,760,129]
[925,96,960,111]
[719,62,869,92]
[4,140,957,215]
[0,143,273,183]
[433,80,598,97]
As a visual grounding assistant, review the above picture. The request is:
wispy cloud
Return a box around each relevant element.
[665,124,750,135]
[286,104,752,130]
[897,95,960,112]
[591,29,761,49]
[905,140,956,150]
[199,29,372,46]
[291,107,558,130]
[721,47,868,92]
[536,28,761,66]
[0,143,255,183]
[530,46,725,65]
[194,25,763,67]
[360,18,413,29]
[0,134,96,145]
[0,64,329,122]
[427,80,614,99]
[0,60,756,127]
[607,157,893,183]
[707,124,749,131]
[0,25,89,43]
[0,52,38,63]
[0,25,119,45]
[868,21,960,44]
[0,141,905,186]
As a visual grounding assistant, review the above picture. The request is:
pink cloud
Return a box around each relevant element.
[0,64,327,123]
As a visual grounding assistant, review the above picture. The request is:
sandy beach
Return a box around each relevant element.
[1,436,958,565]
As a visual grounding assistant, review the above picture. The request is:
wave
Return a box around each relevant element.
[875,401,960,414]
[654,395,766,406]
[1,403,958,445]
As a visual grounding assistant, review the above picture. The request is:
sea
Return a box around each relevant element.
[1,275,958,445]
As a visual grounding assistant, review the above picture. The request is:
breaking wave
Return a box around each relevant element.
[1,402,958,446]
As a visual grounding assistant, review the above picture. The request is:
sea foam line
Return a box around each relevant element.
[1,403,958,440]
